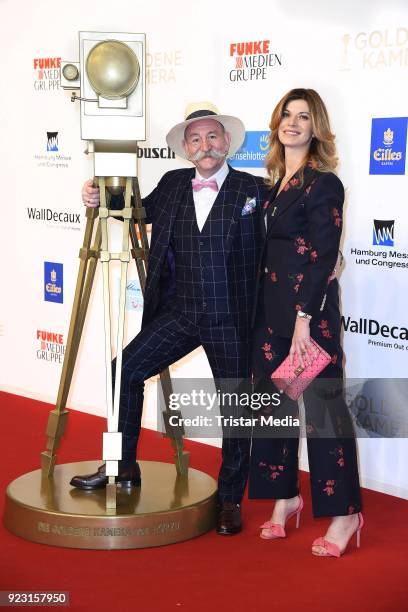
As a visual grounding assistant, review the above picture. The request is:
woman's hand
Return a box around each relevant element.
[82,179,100,208]
[290,317,313,369]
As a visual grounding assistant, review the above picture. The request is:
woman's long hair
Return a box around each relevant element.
[265,88,338,187]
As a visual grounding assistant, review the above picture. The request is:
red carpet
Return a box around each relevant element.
[0,391,407,611]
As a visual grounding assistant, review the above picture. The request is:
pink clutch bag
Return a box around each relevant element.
[271,338,331,401]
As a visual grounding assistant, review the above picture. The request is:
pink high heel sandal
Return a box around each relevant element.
[312,512,364,557]
[260,495,304,540]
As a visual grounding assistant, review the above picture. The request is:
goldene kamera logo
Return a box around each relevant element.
[146,49,183,85]
[229,131,269,168]
[339,28,408,71]
[369,117,407,175]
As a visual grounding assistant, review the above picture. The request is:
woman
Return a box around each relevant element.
[249,89,363,557]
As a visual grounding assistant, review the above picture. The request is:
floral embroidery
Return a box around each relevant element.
[261,342,274,362]
[330,446,345,468]
[332,207,342,228]
[283,177,300,192]
[318,319,332,339]
[259,462,285,481]
[270,272,277,282]
[310,249,318,262]
[295,237,308,255]
[305,178,317,195]
[323,480,336,496]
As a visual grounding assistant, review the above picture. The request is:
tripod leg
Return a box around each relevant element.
[41,207,100,477]
[99,178,118,509]
[112,178,132,435]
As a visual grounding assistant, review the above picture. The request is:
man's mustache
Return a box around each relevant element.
[188,148,228,162]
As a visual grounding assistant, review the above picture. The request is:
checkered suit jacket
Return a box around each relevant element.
[141,166,267,336]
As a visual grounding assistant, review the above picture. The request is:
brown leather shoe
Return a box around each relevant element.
[70,463,141,490]
[216,501,242,535]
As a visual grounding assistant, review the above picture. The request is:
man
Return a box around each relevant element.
[71,102,267,534]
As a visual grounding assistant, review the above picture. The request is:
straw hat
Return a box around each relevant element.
[166,101,246,159]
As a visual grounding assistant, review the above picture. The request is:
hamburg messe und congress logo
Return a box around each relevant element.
[47,132,58,152]
[372,219,395,247]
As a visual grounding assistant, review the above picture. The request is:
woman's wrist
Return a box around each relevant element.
[297,310,312,322]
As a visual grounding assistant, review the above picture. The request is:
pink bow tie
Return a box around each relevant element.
[192,178,219,192]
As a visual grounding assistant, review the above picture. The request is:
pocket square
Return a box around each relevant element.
[241,197,257,216]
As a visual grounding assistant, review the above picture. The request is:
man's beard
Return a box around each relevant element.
[187,148,227,162]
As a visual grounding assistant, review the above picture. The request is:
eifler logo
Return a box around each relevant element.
[44,262,63,304]
[369,117,407,175]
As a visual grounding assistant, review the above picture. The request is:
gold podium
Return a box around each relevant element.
[4,461,216,549]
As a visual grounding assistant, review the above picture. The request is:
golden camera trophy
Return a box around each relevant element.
[4,32,216,549]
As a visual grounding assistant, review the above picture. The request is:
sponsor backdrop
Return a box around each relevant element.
[0,0,407,498]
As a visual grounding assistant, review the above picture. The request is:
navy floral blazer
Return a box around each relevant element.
[259,165,344,338]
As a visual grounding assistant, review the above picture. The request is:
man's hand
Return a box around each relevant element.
[82,179,100,208]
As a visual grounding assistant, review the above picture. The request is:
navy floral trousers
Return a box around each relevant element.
[248,305,362,517]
